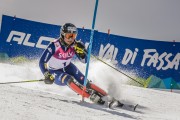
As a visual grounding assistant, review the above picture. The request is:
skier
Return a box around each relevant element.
[39,23,108,104]
[39,23,137,110]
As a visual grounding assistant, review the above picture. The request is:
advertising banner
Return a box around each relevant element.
[0,15,180,88]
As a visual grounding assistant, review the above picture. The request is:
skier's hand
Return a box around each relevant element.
[43,71,54,84]
[74,41,87,59]
[74,41,86,54]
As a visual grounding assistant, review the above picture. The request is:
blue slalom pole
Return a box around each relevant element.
[82,0,99,100]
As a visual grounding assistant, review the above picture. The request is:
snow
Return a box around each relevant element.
[0,61,180,120]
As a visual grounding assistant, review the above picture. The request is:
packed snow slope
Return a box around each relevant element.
[0,61,180,120]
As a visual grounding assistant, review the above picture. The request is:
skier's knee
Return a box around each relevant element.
[65,76,82,91]
[66,76,74,86]
[61,75,75,86]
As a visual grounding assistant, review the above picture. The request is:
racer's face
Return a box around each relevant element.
[64,33,77,45]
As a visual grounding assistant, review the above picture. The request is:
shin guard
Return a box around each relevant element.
[67,78,90,98]
[88,83,107,96]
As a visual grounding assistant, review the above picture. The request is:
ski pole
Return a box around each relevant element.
[0,79,44,84]
[90,55,144,86]
[78,44,144,87]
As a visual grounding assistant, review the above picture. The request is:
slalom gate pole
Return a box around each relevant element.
[82,0,99,102]
[0,79,44,84]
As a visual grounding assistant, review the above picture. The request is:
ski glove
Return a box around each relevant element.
[74,41,87,59]
[43,71,54,84]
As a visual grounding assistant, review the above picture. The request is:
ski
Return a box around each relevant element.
[85,83,139,111]
[120,103,138,111]
[108,100,138,111]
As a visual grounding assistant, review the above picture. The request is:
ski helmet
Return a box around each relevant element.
[60,23,78,39]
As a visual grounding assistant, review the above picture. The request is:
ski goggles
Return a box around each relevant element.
[65,33,77,39]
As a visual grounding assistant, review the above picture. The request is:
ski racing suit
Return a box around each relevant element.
[39,39,107,103]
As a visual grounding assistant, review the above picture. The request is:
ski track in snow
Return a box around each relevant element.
[0,62,180,120]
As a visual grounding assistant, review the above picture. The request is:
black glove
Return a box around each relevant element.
[43,71,54,84]
[74,41,87,59]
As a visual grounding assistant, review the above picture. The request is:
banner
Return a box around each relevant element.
[0,15,59,58]
[0,15,180,88]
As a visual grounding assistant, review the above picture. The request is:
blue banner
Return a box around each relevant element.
[0,15,60,58]
[0,15,180,87]
[91,32,180,84]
